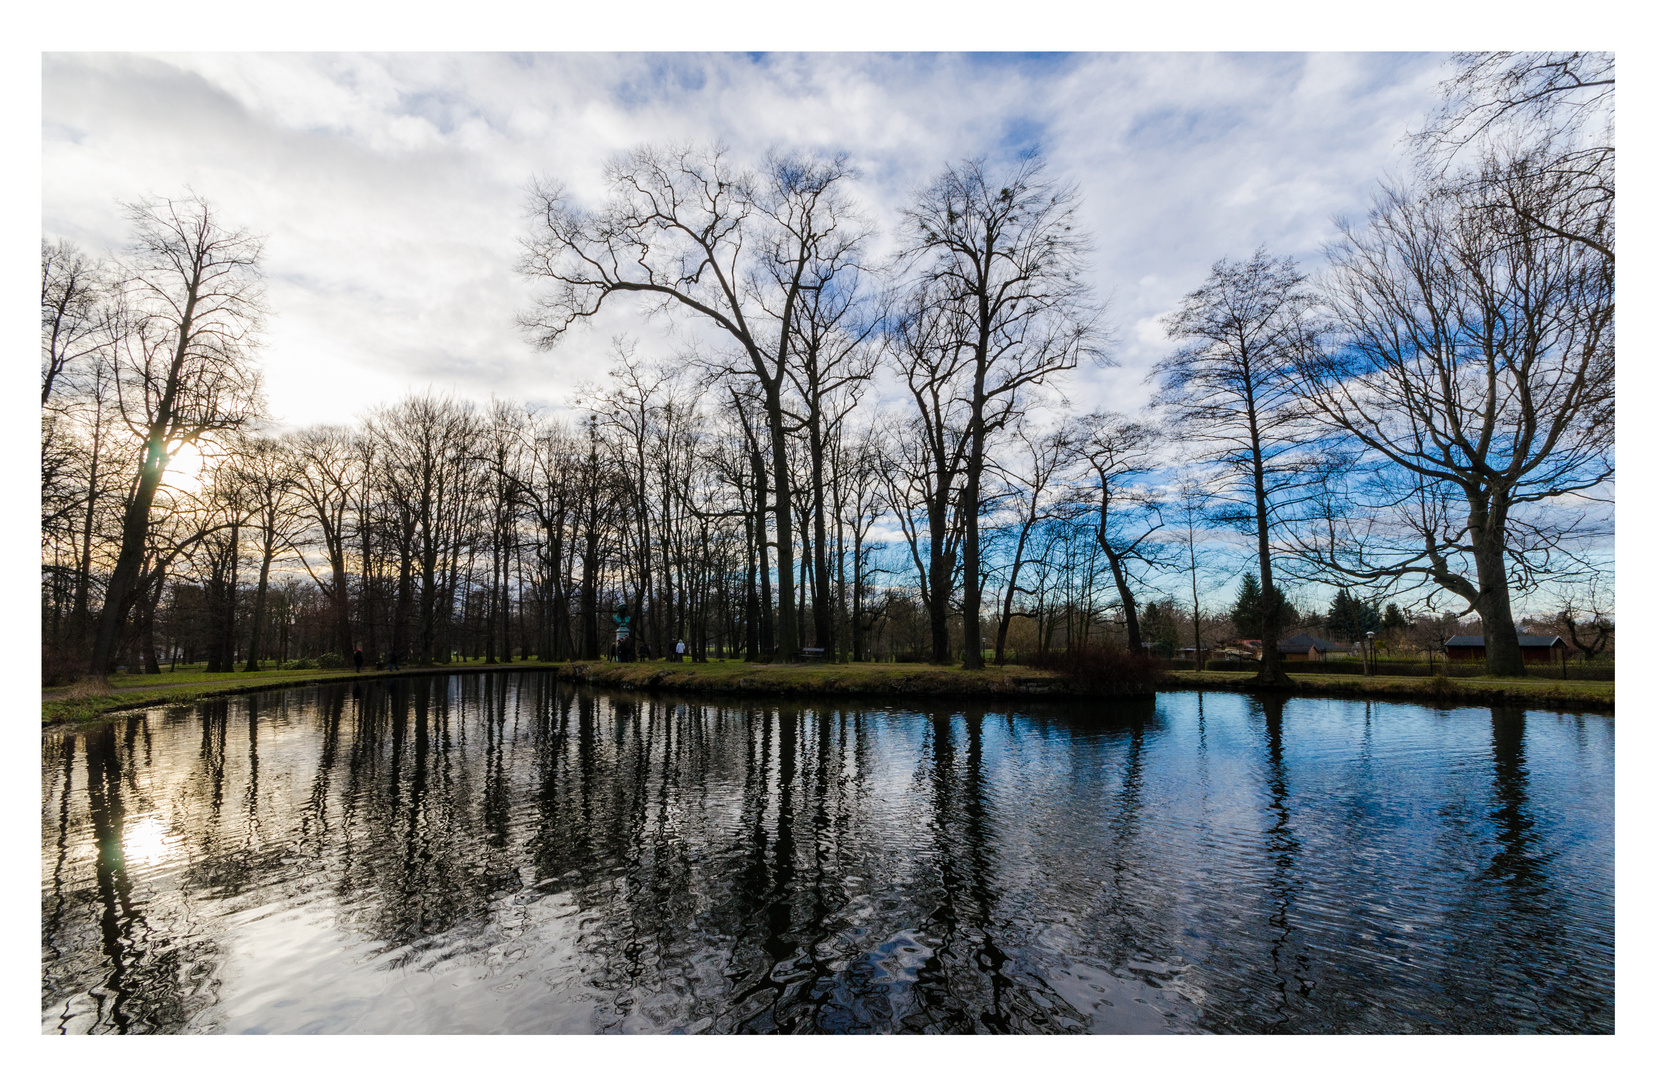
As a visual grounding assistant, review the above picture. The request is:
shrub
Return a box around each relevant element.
[1028,642,1166,692]
[41,645,87,687]
[281,658,317,670]
[316,652,346,669]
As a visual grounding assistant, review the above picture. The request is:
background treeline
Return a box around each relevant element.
[40,52,1613,683]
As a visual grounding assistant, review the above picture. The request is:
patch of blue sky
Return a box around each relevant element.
[1122,103,1249,148]
[997,116,1048,157]
[396,87,484,137]
[960,52,1074,73]
[611,55,712,109]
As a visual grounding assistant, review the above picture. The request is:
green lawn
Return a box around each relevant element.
[1161,667,1614,710]
[42,656,1612,727]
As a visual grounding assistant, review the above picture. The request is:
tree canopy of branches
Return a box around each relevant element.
[1416,51,1613,266]
[518,143,869,662]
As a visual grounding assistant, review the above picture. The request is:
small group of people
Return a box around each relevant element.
[608,637,691,662]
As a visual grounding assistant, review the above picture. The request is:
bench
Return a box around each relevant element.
[799,648,828,663]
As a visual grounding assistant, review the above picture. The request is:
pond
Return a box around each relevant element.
[41,673,1614,1034]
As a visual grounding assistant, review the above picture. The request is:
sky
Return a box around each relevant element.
[41,51,1450,432]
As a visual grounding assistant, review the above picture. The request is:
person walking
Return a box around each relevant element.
[353,646,364,673]
[675,638,686,663]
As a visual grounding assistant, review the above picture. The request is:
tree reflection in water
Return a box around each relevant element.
[40,676,1614,1034]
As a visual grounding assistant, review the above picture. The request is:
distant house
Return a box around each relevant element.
[1223,639,1263,660]
[1443,634,1567,663]
[1275,633,1356,660]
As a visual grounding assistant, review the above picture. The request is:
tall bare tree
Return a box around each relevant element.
[901,152,1103,668]
[988,417,1073,664]
[42,238,113,409]
[1296,164,1613,677]
[234,435,301,671]
[1154,248,1318,686]
[91,195,266,676]
[884,285,972,663]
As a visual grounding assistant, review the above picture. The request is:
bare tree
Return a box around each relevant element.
[988,417,1073,664]
[234,435,302,671]
[1169,471,1219,671]
[519,143,868,661]
[287,425,361,657]
[42,238,113,409]
[901,152,1104,668]
[883,285,972,663]
[1077,413,1162,653]
[370,393,479,665]
[785,258,880,657]
[1153,248,1318,686]
[1296,165,1613,677]
[91,195,266,676]
[1556,580,1613,663]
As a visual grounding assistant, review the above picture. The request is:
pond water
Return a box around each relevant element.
[41,674,1613,1034]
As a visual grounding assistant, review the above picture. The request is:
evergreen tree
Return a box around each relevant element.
[1230,572,1297,640]
[1382,602,1407,633]
[1325,588,1382,641]
[1140,600,1181,656]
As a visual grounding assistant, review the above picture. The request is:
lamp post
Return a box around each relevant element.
[1365,630,1375,677]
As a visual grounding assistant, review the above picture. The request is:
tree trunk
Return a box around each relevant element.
[244,537,275,672]
[1247,403,1291,686]
[763,380,797,661]
[91,431,170,675]
[755,450,775,662]
[927,504,952,664]
[1469,499,1527,677]
[1101,544,1142,652]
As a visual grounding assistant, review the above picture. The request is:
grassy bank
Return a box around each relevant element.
[41,657,1612,727]
[1160,668,1614,712]
[551,660,1092,700]
[39,660,559,727]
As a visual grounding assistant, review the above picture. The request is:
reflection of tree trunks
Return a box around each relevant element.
[909,709,993,1032]
[1258,695,1308,1028]
[1486,707,1540,888]
[766,708,798,974]
[45,735,77,970]
[1103,718,1146,969]
[85,724,137,1032]
[728,706,779,1029]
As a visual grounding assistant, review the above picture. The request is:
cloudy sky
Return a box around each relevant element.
[42,51,1449,430]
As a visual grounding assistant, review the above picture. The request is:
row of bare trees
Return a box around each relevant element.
[42,53,1612,682]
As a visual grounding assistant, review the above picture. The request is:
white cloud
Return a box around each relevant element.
[42,51,1447,429]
